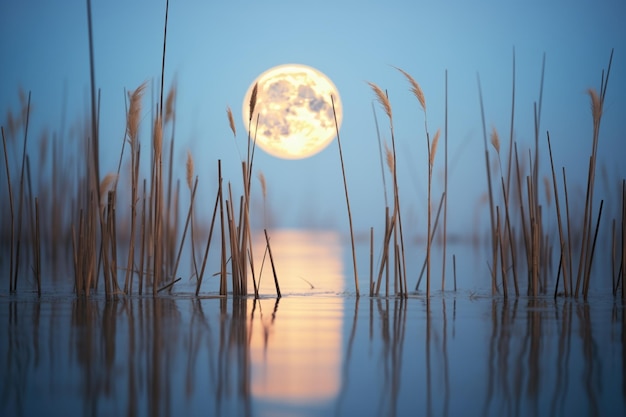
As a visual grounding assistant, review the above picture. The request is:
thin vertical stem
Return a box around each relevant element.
[332,95,359,297]
[264,229,281,298]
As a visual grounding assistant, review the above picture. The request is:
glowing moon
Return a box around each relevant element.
[242,64,343,159]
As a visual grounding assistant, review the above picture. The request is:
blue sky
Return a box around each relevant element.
[1,0,625,239]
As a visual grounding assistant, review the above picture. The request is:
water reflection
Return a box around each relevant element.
[249,230,344,413]
[1,293,625,416]
[251,229,344,295]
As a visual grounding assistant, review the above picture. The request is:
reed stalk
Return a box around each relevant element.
[547,132,569,296]
[453,254,457,292]
[416,193,446,291]
[14,91,31,293]
[219,169,227,296]
[496,206,507,298]
[2,131,15,291]
[370,227,374,297]
[506,48,516,196]
[264,229,281,298]
[375,206,392,296]
[169,176,198,288]
[477,75,497,293]
[332,94,359,297]
[35,197,41,297]
[514,144,531,288]
[396,68,429,296]
[196,163,222,296]
[187,152,199,280]
[124,83,146,294]
[583,200,604,299]
[442,70,449,292]
[622,179,625,300]
[139,179,147,295]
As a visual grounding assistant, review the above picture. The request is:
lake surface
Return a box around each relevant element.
[1,230,625,417]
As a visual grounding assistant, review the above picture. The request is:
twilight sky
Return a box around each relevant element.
[1,0,625,239]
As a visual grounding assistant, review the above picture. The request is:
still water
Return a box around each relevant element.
[1,230,624,417]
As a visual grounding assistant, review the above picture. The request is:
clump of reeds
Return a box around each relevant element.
[368,82,403,297]
[396,68,440,298]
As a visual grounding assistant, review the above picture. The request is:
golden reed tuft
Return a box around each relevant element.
[588,88,602,124]
[99,173,117,203]
[430,129,441,166]
[395,67,426,112]
[490,126,500,154]
[226,106,236,137]
[384,141,395,174]
[249,82,258,121]
[368,82,392,122]
[257,171,267,199]
[127,82,147,144]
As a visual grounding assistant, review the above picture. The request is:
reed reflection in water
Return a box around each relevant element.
[0,232,624,417]
[0,295,624,416]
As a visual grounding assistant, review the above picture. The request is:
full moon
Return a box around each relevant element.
[242,64,343,160]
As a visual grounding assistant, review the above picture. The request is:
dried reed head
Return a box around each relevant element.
[384,141,395,174]
[257,171,267,199]
[395,67,426,112]
[588,88,602,125]
[127,82,147,145]
[249,82,258,121]
[490,126,500,154]
[186,150,194,190]
[368,82,392,122]
[99,173,117,203]
[226,106,236,137]
[430,129,441,166]
[165,82,177,124]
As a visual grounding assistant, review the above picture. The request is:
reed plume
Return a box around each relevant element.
[227,106,236,137]
[127,82,147,144]
[368,82,392,121]
[249,82,258,121]
[395,67,426,112]
[430,129,441,166]
[165,81,177,124]
[588,88,602,125]
[384,142,394,174]
[490,126,500,154]
[99,173,117,206]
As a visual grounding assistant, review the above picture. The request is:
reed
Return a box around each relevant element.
[122,82,146,294]
[2,130,15,291]
[332,94,360,297]
[264,229,281,298]
[442,70,449,292]
[368,80,411,297]
[170,176,198,288]
[477,75,498,294]
[547,132,569,296]
[14,91,32,293]
[196,161,222,296]
[186,151,199,280]
[622,180,625,300]
[491,127,518,297]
